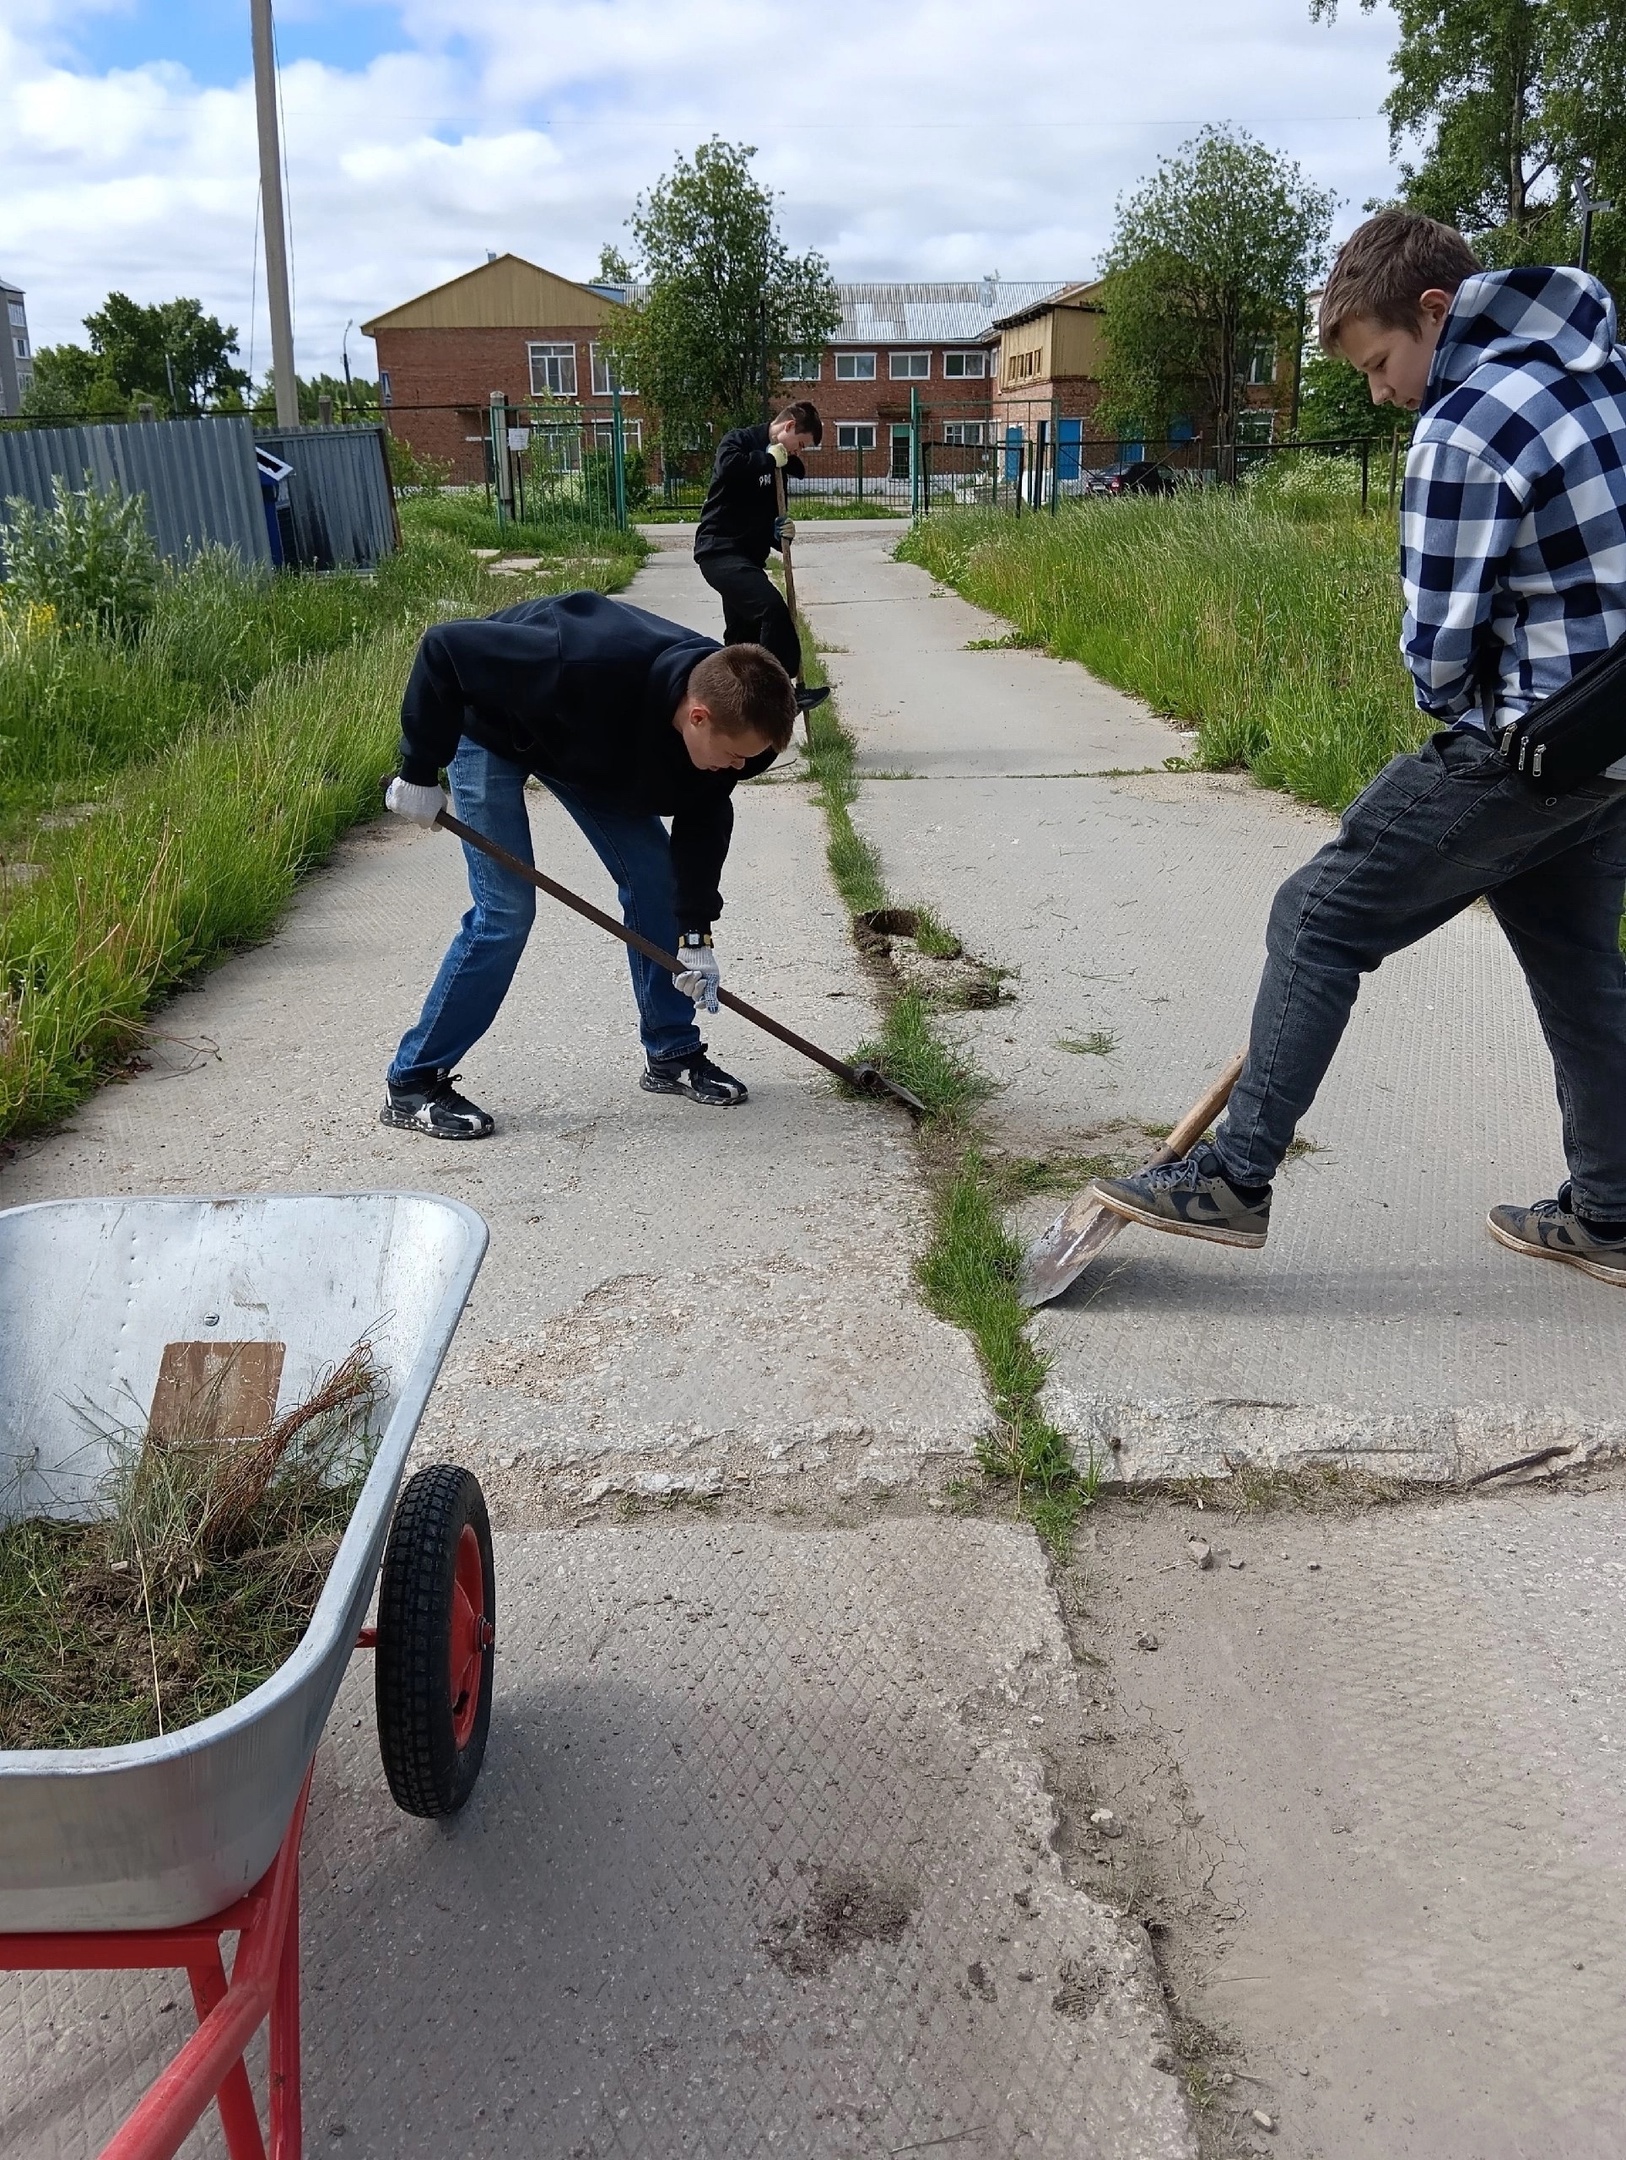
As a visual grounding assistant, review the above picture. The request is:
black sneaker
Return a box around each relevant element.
[1487,1184,1626,1286]
[380,1072,495,1140]
[640,1051,749,1106]
[1090,1143,1271,1248]
[795,685,830,714]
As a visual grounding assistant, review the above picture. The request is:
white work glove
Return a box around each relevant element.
[767,441,789,469]
[774,516,796,545]
[673,938,721,1014]
[385,776,448,827]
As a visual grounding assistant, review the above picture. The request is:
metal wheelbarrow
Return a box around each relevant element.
[0,1190,491,2159]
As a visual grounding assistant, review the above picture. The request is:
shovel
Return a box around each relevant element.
[434,809,928,1116]
[1018,1051,1247,1308]
[774,464,814,734]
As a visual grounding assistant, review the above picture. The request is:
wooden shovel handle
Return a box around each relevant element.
[775,462,800,639]
[1150,1050,1248,1167]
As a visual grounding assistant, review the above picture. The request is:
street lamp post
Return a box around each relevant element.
[250,0,299,428]
[1579,186,1615,275]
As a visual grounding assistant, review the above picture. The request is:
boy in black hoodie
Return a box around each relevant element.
[380,589,797,1136]
[694,401,828,712]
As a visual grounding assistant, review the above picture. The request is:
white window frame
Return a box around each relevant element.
[379,369,392,406]
[780,351,821,381]
[888,350,930,380]
[943,349,986,379]
[835,352,876,381]
[1246,341,1276,387]
[590,342,636,397]
[591,417,644,449]
[836,421,877,451]
[7,302,25,328]
[528,341,578,398]
[941,420,988,447]
[13,337,26,360]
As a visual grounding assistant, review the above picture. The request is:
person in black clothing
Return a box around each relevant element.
[380,589,798,1135]
[694,401,829,712]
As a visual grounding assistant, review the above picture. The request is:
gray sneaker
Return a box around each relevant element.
[1487,1186,1626,1285]
[1090,1144,1270,1249]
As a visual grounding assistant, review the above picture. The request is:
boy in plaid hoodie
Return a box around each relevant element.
[1093,208,1626,1285]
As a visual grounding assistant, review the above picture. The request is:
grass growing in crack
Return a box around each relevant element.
[1056,1031,1116,1057]
[919,1150,1097,1547]
[851,992,991,1122]
[795,636,1095,1551]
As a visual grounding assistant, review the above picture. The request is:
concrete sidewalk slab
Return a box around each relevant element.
[1071,1481,1626,2160]
[0,553,986,1505]
[802,530,1626,1479]
[0,1523,1195,2160]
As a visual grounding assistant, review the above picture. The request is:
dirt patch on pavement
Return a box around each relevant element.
[766,1862,921,1977]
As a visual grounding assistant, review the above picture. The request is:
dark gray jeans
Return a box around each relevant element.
[1214,728,1626,1217]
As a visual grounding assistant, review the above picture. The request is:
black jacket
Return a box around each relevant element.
[396,590,778,932]
[693,424,806,565]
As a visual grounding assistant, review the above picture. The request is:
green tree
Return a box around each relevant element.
[18,295,248,418]
[606,138,841,452]
[1312,0,1626,285]
[1296,346,1414,439]
[1098,127,1336,465]
[594,243,634,285]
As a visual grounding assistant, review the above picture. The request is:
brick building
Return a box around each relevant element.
[361,255,646,484]
[363,254,1283,492]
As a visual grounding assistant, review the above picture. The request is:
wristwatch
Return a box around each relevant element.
[677,931,714,950]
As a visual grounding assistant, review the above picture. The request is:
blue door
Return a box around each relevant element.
[1004,425,1023,483]
[1056,417,1082,483]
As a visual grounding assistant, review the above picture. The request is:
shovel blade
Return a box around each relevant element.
[850,1062,929,1118]
[1018,1197,1130,1309]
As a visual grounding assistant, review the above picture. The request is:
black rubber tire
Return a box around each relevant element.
[375,1464,495,1817]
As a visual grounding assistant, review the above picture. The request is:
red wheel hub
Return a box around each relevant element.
[448,1523,490,1749]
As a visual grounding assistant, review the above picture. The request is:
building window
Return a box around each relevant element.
[835,353,876,381]
[780,352,821,381]
[1006,348,1042,383]
[6,302,24,328]
[590,343,636,397]
[379,369,392,405]
[889,351,930,380]
[591,418,644,448]
[836,422,877,450]
[529,341,578,397]
[943,350,986,379]
[13,338,26,360]
[1246,341,1275,386]
[1236,410,1275,444]
[941,421,988,446]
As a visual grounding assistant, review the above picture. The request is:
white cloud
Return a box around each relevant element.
[1,0,1402,377]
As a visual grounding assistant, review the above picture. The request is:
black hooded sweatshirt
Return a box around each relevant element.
[693,424,806,565]
[396,590,778,932]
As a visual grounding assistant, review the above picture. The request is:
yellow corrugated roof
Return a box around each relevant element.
[362,255,623,334]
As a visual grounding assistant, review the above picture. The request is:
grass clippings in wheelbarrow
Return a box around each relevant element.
[0,1344,384,1751]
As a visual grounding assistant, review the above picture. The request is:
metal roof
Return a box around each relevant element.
[0,273,23,296]
[832,280,1067,345]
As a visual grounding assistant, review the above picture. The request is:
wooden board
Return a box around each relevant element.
[148,1340,286,1442]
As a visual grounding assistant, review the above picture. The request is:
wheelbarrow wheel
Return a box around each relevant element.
[375,1464,495,1817]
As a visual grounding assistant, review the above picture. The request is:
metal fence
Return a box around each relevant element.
[0,415,270,571]
[382,399,640,533]
[1235,430,1412,512]
[0,414,399,574]
[253,424,398,569]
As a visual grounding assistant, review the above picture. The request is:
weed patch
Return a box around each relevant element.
[903,495,1420,814]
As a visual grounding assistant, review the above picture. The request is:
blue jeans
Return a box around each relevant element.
[388,738,704,1089]
[1214,729,1626,1216]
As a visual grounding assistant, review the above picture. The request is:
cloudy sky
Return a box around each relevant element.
[4,0,1403,380]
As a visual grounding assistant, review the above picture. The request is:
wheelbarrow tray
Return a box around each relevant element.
[0,1191,487,1933]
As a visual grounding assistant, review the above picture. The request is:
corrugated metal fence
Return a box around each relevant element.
[0,416,269,570]
[0,417,396,574]
[253,425,398,571]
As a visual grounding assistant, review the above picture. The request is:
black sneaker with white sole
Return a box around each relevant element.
[639,1050,749,1106]
[795,684,830,715]
[1090,1143,1271,1248]
[1487,1184,1626,1285]
[380,1071,495,1140]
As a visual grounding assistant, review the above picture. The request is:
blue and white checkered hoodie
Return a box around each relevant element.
[1402,264,1626,778]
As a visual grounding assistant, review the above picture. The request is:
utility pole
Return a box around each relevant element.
[251,0,299,428]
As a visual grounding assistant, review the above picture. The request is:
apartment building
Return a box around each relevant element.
[0,275,34,417]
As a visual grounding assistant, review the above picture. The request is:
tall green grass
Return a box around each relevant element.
[0,517,645,1138]
[901,493,1423,812]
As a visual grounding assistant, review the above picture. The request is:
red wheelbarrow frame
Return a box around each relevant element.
[0,1759,315,2160]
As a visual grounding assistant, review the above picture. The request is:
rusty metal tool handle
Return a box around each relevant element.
[775,463,800,641]
[435,809,865,1090]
